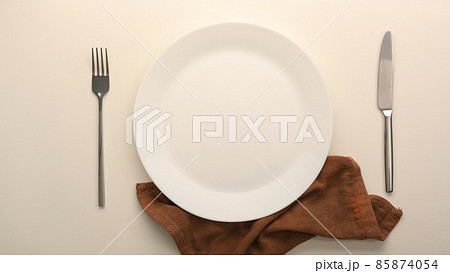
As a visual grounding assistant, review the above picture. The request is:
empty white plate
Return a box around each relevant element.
[135,23,332,222]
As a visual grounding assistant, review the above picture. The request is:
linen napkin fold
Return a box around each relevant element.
[136,156,402,254]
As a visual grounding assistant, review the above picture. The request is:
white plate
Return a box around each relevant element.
[135,23,332,222]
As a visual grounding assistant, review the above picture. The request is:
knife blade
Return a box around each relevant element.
[377,31,394,193]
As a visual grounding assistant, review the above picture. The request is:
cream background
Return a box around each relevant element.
[1,0,449,254]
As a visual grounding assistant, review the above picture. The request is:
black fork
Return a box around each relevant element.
[91,48,109,207]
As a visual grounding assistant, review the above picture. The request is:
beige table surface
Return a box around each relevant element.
[1,0,450,254]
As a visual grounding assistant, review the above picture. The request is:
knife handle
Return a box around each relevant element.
[384,111,393,193]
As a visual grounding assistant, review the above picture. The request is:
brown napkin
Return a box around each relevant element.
[136,156,402,254]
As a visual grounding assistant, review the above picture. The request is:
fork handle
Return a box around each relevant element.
[98,98,105,207]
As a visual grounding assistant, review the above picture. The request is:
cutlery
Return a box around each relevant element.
[377,32,394,193]
[91,48,110,206]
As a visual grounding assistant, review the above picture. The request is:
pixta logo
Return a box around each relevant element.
[126,106,326,152]
[192,115,325,143]
[126,105,172,152]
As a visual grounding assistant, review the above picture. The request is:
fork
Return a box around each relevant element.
[91,48,109,207]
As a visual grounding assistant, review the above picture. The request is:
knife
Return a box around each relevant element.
[377,31,394,193]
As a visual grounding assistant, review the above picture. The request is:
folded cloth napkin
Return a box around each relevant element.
[136,156,402,254]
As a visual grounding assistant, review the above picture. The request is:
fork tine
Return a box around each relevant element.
[100,48,104,76]
[105,48,109,76]
[96,48,100,76]
[91,48,95,76]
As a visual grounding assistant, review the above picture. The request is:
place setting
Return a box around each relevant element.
[92,23,402,254]
[6,2,450,269]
